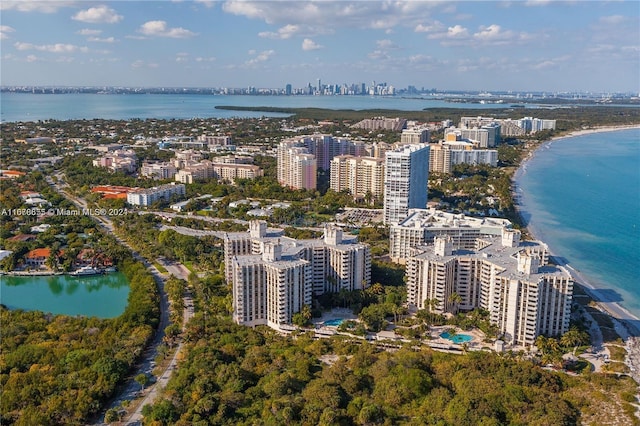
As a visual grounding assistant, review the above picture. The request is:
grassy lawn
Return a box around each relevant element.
[153,262,168,273]
[183,261,195,273]
[607,344,627,362]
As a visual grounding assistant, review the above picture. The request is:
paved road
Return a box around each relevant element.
[47,176,192,425]
[125,286,195,424]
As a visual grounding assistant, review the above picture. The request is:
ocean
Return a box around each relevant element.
[515,128,640,318]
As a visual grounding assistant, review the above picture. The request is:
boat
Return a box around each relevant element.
[69,266,102,276]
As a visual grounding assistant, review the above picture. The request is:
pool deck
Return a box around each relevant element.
[314,308,357,326]
[428,325,489,350]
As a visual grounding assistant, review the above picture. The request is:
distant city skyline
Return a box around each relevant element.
[1,1,638,92]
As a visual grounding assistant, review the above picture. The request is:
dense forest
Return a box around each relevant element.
[143,306,639,426]
[214,105,640,128]
[0,258,160,425]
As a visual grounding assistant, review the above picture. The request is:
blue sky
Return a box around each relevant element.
[1,1,638,92]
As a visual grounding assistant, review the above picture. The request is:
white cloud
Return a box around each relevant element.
[428,24,469,41]
[131,60,159,69]
[246,49,275,65]
[376,39,398,49]
[14,42,89,53]
[415,21,445,33]
[88,36,115,43]
[0,25,15,40]
[138,21,196,38]
[195,56,216,62]
[77,29,102,36]
[259,24,300,39]
[426,23,533,47]
[473,24,514,43]
[525,0,552,6]
[1,1,76,13]
[72,5,123,24]
[26,54,39,62]
[367,50,390,60]
[447,25,469,38]
[302,38,322,51]
[222,0,442,31]
[599,15,626,25]
[195,0,216,7]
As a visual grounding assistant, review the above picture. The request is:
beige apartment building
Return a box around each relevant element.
[329,155,385,202]
[406,229,573,346]
[226,221,371,330]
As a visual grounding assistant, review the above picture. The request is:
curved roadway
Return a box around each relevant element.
[46,176,193,426]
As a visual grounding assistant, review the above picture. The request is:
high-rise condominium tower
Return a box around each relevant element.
[383,144,430,225]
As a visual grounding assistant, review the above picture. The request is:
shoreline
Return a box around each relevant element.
[513,124,640,380]
[513,124,640,334]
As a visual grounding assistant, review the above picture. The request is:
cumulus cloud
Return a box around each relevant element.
[72,5,123,24]
[14,42,89,53]
[77,28,102,36]
[426,23,532,47]
[138,20,196,38]
[302,38,322,51]
[415,21,445,33]
[367,50,390,60]
[0,25,15,40]
[222,0,441,31]
[195,0,216,7]
[428,24,469,40]
[525,0,552,6]
[599,15,627,25]
[1,1,76,13]
[131,60,158,69]
[376,39,398,49]
[246,49,275,65]
[259,24,300,39]
[473,24,514,43]
[88,36,115,43]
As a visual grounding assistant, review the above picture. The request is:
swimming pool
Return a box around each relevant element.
[323,318,345,327]
[440,331,473,344]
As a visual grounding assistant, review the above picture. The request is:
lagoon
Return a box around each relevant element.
[0,272,130,318]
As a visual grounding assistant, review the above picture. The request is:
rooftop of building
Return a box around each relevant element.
[128,182,184,195]
[232,253,310,269]
[413,236,570,281]
[395,208,512,231]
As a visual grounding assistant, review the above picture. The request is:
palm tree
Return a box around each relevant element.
[560,329,589,353]
[449,292,462,315]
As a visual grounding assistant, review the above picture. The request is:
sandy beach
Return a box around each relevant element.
[513,124,640,381]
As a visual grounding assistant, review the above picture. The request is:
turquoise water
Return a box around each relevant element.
[323,318,345,327]
[440,331,473,343]
[0,272,130,318]
[516,128,640,317]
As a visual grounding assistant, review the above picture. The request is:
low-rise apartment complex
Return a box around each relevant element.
[126,183,186,206]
